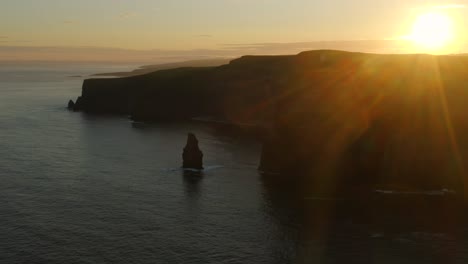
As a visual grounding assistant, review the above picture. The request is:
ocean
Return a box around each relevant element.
[0,62,467,264]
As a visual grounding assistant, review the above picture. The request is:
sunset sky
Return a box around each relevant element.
[1,0,468,62]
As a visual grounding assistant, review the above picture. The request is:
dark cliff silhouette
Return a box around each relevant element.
[67,100,75,110]
[182,133,203,169]
[70,50,468,198]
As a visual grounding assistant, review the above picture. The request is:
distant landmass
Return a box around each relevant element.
[92,58,232,77]
[69,50,468,198]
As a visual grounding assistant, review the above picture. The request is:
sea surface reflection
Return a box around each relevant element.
[1,64,467,264]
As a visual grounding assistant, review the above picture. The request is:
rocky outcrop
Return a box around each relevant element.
[182,133,203,169]
[67,100,75,110]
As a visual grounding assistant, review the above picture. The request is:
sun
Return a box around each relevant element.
[409,12,454,51]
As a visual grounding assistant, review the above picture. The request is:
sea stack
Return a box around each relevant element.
[183,133,203,169]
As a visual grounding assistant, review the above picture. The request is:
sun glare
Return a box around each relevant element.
[409,12,454,51]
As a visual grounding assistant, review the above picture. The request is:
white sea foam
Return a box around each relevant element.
[258,170,281,175]
[374,189,456,196]
[371,233,385,238]
[164,165,224,172]
[304,197,344,201]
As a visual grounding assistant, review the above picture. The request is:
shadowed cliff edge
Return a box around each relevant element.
[69,50,468,200]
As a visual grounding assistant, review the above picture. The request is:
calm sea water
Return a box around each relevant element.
[1,63,467,264]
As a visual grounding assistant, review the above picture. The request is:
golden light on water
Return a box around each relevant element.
[409,12,455,52]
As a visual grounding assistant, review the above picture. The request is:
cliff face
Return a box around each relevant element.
[75,55,294,123]
[75,78,133,114]
[73,50,468,193]
[259,51,468,194]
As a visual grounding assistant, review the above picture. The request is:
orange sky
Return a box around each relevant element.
[1,1,467,62]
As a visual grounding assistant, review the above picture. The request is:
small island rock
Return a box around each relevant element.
[183,133,204,169]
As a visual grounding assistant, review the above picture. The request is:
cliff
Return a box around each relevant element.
[71,50,468,195]
[74,54,295,123]
[260,51,468,196]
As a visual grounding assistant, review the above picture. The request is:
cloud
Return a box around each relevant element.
[411,4,466,10]
[0,39,453,63]
[0,39,32,44]
[119,12,137,19]
[220,40,412,54]
[13,40,33,43]
[194,34,213,38]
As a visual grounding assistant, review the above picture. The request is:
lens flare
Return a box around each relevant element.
[410,12,454,51]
